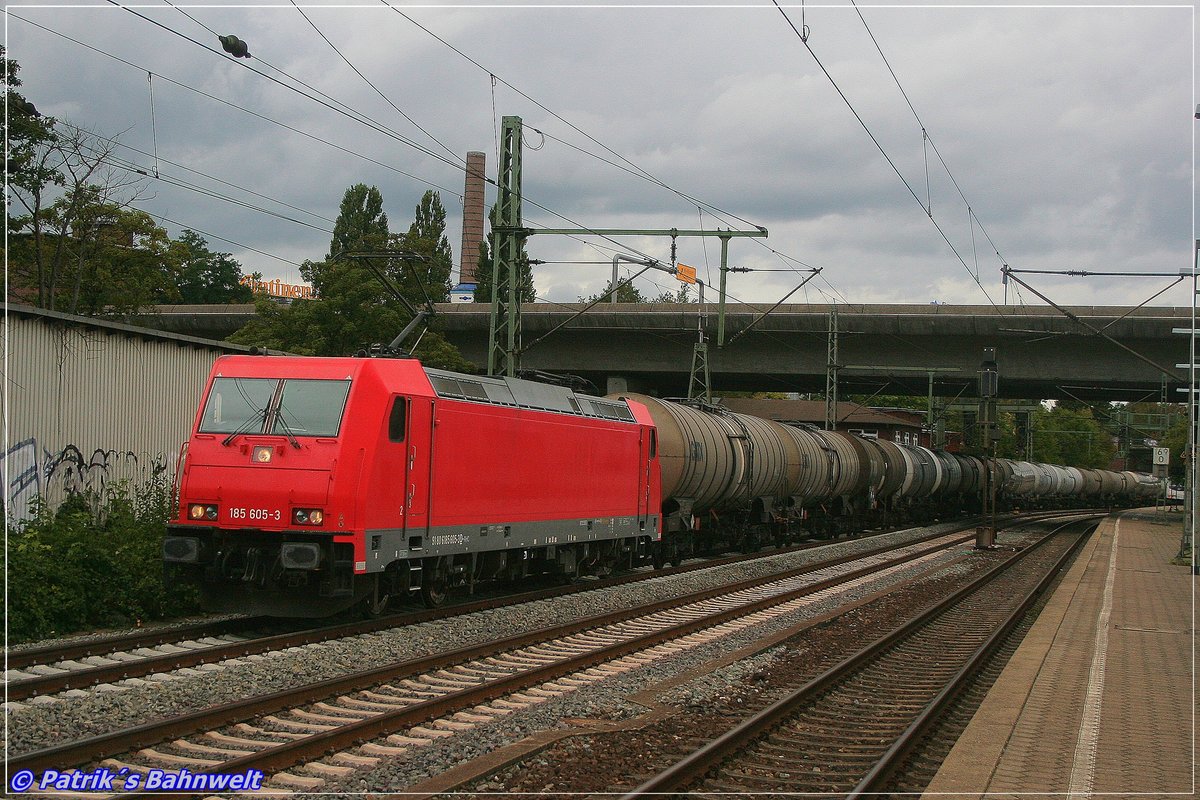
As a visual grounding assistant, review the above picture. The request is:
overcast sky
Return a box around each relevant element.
[7,1,1194,311]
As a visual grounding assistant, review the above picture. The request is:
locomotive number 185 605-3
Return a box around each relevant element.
[229,508,282,521]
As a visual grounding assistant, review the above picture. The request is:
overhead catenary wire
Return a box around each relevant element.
[104,0,467,172]
[83,147,336,235]
[18,10,718,295]
[131,204,306,268]
[24,7,859,311]
[534,119,840,292]
[379,0,862,309]
[849,0,1009,272]
[284,0,462,165]
[10,14,465,200]
[58,120,338,234]
[60,7,861,313]
[381,0,765,234]
[773,0,1005,311]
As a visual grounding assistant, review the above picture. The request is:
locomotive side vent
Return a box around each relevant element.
[459,381,488,400]
[425,368,636,423]
[586,399,635,421]
[429,375,464,397]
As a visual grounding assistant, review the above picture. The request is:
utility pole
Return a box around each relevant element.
[977,347,999,549]
[487,116,525,377]
[825,306,839,431]
[687,281,711,401]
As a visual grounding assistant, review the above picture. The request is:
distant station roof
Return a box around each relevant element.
[719,398,922,430]
[6,302,253,352]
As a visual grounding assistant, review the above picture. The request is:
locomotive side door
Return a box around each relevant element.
[403,396,435,541]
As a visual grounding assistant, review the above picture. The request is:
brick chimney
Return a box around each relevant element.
[458,151,487,284]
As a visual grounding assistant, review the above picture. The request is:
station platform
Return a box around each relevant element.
[925,509,1195,798]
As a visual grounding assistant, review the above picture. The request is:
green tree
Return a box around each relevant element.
[328,183,388,258]
[4,46,58,225]
[473,202,534,303]
[582,279,647,304]
[651,284,696,304]
[1021,405,1115,468]
[392,190,453,305]
[230,183,472,372]
[844,394,929,412]
[10,185,182,317]
[583,278,697,305]
[4,51,163,317]
[175,230,254,304]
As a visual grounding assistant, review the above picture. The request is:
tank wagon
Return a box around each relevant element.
[164,357,1156,617]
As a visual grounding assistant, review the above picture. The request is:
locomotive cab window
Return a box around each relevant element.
[199,377,351,438]
[199,378,276,433]
[649,429,657,459]
[388,397,408,442]
[272,380,352,437]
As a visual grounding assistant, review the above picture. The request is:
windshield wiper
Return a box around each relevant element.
[221,408,267,447]
[273,406,302,450]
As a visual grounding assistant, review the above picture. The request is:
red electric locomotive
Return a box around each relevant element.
[163,355,662,616]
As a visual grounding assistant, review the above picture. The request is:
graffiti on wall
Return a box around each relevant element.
[4,439,174,522]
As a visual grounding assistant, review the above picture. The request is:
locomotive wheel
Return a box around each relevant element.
[364,579,390,618]
[421,564,449,608]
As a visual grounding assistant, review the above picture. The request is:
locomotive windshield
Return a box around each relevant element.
[273,379,352,437]
[199,378,351,438]
[199,378,276,434]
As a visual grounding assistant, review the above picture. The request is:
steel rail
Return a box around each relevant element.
[4,508,1094,701]
[3,517,997,700]
[623,514,1100,795]
[849,515,1098,796]
[11,522,992,781]
[6,617,274,670]
[104,527,990,800]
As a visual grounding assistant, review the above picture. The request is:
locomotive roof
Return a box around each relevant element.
[206,355,637,424]
[425,368,637,423]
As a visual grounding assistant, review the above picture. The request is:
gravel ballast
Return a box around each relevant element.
[5,519,1006,757]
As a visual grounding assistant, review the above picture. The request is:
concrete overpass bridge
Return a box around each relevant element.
[142,302,1192,402]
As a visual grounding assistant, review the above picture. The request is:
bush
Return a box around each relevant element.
[5,471,202,642]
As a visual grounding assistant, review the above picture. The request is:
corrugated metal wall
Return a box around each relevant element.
[4,307,244,520]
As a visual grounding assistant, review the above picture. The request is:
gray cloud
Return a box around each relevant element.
[8,2,1192,308]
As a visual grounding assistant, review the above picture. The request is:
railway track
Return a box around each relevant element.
[10,523,994,795]
[623,515,1098,797]
[3,516,1012,702]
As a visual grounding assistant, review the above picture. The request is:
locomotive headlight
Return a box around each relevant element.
[293,508,324,526]
[188,503,218,521]
[252,445,273,463]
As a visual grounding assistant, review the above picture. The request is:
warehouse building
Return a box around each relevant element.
[3,303,247,521]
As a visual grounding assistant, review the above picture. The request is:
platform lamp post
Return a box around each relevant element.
[977,347,1000,549]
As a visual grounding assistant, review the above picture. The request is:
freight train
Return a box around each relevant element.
[162,356,1159,617]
